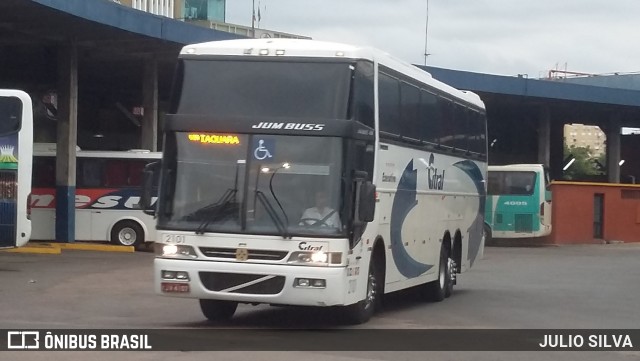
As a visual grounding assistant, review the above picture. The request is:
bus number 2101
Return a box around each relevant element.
[162,234,186,244]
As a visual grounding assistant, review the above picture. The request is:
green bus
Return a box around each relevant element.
[484,164,551,241]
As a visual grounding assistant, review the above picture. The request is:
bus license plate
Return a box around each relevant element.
[161,282,190,293]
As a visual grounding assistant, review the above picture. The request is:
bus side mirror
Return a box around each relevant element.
[358,181,376,223]
[140,161,159,216]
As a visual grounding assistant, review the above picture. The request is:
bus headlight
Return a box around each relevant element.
[155,243,198,259]
[287,251,342,265]
[311,251,327,263]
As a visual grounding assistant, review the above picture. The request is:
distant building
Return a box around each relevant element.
[188,19,311,39]
[116,0,309,39]
[116,0,183,19]
[564,124,606,156]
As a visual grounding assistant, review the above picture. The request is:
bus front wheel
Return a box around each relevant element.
[342,256,381,324]
[110,220,144,247]
[199,299,237,322]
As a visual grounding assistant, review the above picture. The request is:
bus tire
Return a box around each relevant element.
[199,299,237,322]
[110,220,144,247]
[342,256,381,325]
[424,244,452,302]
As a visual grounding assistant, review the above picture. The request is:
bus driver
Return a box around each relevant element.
[299,190,341,229]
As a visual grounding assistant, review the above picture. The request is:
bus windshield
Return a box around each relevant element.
[487,171,537,196]
[159,132,345,237]
[174,59,352,118]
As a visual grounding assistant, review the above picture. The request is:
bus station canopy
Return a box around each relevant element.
[0,0,241,52]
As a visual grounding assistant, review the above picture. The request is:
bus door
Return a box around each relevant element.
[0,90,32,248]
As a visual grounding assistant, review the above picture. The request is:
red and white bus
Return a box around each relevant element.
[31,144,160,246]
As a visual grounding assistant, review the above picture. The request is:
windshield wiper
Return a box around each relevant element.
[255,190,288,238]
[192,188,238,234]
[268,168,290,236]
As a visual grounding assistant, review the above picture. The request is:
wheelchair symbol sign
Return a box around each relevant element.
[253,139,274,160]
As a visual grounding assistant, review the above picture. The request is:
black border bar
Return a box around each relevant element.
[2,329,639,351]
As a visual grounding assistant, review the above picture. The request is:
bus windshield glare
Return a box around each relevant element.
[158,133,345,237]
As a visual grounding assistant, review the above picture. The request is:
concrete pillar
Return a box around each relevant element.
[606,115,621,183]
[537,106,551,168]
[549,119,565,181]
[55,43,78,243]
[142,57,158,151]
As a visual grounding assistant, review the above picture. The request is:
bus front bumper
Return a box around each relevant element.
[154,258,349,307]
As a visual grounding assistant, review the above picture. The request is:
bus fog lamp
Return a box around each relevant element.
[161,270,189,281]
[294,278,326,288]
[176,271,190,280]
[161,270,176,279]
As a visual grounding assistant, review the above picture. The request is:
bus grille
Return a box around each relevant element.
[0,170,17,200]
[0,200,17,243]
[199,272,286,295]
[514,214,533,232]
[199,247,289,261]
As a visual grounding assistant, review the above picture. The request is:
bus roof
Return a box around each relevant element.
[180,38,485,109]
[488,164,545,172]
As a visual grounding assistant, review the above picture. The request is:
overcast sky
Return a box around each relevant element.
[225,0,640,78]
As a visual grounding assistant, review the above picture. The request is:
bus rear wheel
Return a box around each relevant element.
[111,220,144,247]
[199,299,238,322]
[423,244,453,302]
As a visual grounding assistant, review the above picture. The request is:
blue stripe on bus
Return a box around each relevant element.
[453,160,485,267]
[390,159,433,278]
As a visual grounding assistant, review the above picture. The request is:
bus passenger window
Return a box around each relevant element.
[128,161,146,187]
[104,160,128,187]
[378,72,401,137]
[419,90,441,146]
[400,82,420,141]
[78,159,103,188]
[33,157,55,187]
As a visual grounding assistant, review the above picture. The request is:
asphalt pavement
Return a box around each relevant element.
[1,243,639,360]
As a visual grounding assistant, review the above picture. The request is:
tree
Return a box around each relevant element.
[563,144,604,180]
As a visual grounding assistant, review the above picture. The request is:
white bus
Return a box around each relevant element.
[143,39,488,324]
[31,144,160,246]
[0,90,33,249]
